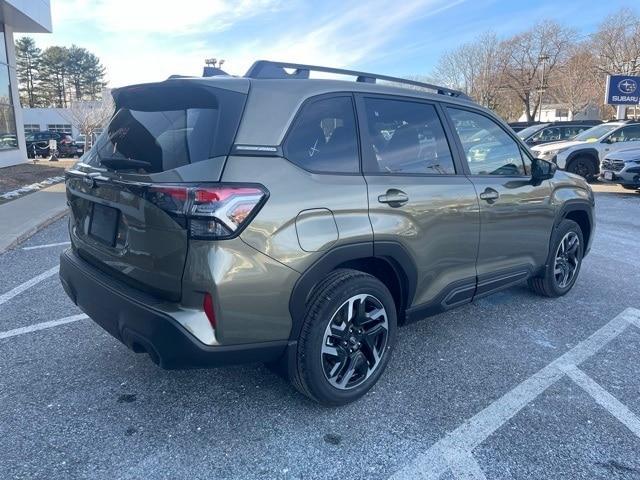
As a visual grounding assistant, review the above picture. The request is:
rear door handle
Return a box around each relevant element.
[479,187,499,202]
[378,189,409,207]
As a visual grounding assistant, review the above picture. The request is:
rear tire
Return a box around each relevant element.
[290,269,397,406]
[528,219,584,298]
[566,156,596,179]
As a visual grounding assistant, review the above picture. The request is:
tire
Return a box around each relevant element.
[566,156,596,180]
[528,219,584,298]
[290,269,397,406]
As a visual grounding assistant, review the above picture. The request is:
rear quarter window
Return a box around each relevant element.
[283,95,359,173]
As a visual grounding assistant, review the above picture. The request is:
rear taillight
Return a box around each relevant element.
[147,184,267,239]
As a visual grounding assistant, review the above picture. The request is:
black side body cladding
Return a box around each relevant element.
[287,242,417,340]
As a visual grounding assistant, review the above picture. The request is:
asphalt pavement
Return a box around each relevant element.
[1,186,639,480]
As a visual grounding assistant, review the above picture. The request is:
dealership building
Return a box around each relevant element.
[0,0,52,168]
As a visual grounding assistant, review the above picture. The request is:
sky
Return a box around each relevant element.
[20,0,637,88]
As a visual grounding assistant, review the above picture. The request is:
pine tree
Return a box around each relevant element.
[39,46,70,107]
[15,37,41,107]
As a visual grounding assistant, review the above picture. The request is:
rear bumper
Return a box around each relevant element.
[59,248,288,369]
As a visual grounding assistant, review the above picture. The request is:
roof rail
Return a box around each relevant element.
[244,60,471,100]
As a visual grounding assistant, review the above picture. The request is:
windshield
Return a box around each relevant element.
[83,84,246,173]
[516,124,545,139]
[573,124,620,142]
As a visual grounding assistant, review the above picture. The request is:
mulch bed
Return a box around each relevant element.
[0,162,70,196]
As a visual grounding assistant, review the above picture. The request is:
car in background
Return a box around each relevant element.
[517,121,601,147]
[26,131,83,158]
[75,134,87,156]
[0,133,18,149]
[508,121,539,132]
[598,148,640,190]
[531,121,640,179]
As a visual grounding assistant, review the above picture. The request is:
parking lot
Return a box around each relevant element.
[1,185,639,480]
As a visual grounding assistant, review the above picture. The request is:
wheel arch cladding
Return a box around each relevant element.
[288,242,417,339]
[563,208,592,255]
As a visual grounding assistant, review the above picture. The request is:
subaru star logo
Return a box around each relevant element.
[618,78,637,94]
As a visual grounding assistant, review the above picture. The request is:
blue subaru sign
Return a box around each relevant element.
[606,75,640,105]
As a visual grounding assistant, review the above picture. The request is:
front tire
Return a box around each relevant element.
[528,219,584,297]
[290,269,397,406]
[566,156,596,179]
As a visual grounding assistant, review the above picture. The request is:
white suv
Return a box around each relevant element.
[531,121,640,178]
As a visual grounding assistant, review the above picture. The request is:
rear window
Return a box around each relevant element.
[84,84,246,173]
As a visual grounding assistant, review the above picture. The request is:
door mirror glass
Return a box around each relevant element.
[532,158,556,181]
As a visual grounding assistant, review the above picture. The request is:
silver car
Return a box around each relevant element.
[599,148,640,190]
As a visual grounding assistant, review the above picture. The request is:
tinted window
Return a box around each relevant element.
[362,98,455,174]
[447,108,526,176]
[532,127,561,142]
[285,96,358,173]
[608,124,640,143]
[516,124,544,140]
[562,126,588,139]
[84,84,246,173]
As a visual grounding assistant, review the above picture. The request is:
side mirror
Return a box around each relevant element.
[532,158,556,182]
[602,137,612,144]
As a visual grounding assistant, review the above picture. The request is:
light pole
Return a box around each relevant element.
[537,54,549,122]
[205,58,225,69]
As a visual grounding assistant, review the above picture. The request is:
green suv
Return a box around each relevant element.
[59,61,595,405]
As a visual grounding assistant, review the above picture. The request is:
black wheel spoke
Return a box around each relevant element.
[553,231,580,288]
[321,294,389,390]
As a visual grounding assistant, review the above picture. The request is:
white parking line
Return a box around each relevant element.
[0,265,59,306]
[390,307,640,480]
[445,449,488,480]
[22,241,71,251]
[0,314,88,340]
[563,365,640,438]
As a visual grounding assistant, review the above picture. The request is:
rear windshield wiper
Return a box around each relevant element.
[99,157,151,170]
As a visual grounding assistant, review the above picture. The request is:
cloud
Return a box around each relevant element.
[52,0,283,35]
[222,0,466,76]
[22,0,466,87]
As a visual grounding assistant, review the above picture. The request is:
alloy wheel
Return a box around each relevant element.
[320,294,389,390]
[553,231,580,288]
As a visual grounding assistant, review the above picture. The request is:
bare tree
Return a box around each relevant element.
[434,33,507,109]
[501,21,576,121]
[551,43,602,118]
[592,8,640,75]
[63,93,114,149]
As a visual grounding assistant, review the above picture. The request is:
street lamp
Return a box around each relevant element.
[205,58,225,69]
[537,54,549,122]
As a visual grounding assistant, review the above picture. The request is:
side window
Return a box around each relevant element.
[610,125,640,143]
[362,97,455,174]
[447,107,526,176]
[534,127,560,142]
[562,126,580,139]
[284,96,359,173]
[520,148,533,175]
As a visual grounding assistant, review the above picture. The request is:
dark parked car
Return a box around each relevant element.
[516,121,602,147]
[59,61,594,405]
[26,131,83,158]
